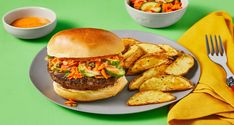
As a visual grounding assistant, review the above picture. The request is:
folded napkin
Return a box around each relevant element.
[168,11,234,125]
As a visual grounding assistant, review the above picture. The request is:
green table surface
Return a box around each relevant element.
[1,0,234,125]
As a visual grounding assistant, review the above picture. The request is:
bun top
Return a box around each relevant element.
[47,28,124,58]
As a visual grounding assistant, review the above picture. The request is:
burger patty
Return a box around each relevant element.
[48,70,117,90]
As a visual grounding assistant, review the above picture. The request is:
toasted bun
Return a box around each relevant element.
[53,76,128,102]
[47,28,124,58]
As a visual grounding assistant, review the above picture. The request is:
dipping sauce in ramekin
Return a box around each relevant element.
[2,6,57,39]
[11,16,50,28]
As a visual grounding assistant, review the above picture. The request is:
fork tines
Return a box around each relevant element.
[205,34,225,56]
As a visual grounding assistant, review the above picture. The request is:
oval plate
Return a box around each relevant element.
[29,30,200,114]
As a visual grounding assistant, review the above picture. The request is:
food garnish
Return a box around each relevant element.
[64,99,78,107]
[130,0,182,13]
[47,55,125,80]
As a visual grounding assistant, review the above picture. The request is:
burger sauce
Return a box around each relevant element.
[11,17,50,28]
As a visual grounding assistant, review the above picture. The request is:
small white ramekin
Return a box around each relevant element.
[125,0,189,28]
[2,6,57,39]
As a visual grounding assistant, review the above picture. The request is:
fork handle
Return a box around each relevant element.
[223,65,234,91]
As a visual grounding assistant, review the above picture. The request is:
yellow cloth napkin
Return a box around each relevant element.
[168,11,234,125]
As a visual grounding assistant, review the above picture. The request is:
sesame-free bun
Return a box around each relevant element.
[47,28,124,58]
[53,76,128,101]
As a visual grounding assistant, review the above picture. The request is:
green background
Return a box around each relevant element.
[1,0,234,125]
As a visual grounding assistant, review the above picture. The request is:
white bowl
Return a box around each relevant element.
[2,7,57,39]
[125,0,188,28]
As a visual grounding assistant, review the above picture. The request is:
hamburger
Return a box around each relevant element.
[46,28,128,101]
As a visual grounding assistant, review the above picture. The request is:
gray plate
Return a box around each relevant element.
[29,30,200,114]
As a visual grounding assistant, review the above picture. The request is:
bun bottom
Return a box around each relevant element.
[53,76,128,102]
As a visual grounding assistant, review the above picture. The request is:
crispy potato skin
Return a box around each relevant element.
[158,44,179,57]
[165,53,194,76]
[121,38,140,54]
[137,43,164,54]
[127,90,176,106]
[124,47,145,69]
[128,64,168,90]
[127,54,170,75]
[139,75,193,92]
[123,45,139,59]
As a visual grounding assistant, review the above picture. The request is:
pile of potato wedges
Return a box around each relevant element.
[121,38,195,106]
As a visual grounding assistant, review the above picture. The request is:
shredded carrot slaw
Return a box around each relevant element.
[64,99,78,107]
[47,55,123,79]
[130,0,182,13]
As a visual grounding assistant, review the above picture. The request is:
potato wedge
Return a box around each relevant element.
[124,47,145,68]
[137,43,164,54]
[158,44,179,57]
[139,75,193,92]
[142,64,168,77]
[165,53,194,76]
[128,64,168,90]
[121,38,140,54]
[127,54,170,75]
[122,38,140,47]
[127,90,176,106]
[123,45,139,59]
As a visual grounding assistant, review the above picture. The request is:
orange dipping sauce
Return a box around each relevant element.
[11,17,50,28]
